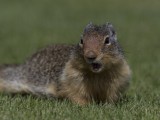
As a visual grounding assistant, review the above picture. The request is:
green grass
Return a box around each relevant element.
[0,0,160,119]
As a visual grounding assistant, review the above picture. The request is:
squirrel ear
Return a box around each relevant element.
[86,22,93,28]
[106,22,117,41]
[84,22,94,32]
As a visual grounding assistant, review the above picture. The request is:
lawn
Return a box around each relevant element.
[0,0,160,120]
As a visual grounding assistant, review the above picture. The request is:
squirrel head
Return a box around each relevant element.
[77,22,123,73]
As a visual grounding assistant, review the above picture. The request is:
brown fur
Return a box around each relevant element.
[59,56,131,105]
[0,23,131,105]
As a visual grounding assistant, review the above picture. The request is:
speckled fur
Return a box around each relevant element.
[0,23,131,105]
[0,45,75,96]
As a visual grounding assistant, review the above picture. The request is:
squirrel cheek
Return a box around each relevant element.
[79,43,83,48]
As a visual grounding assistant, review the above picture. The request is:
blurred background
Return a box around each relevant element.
[0,0,160,101]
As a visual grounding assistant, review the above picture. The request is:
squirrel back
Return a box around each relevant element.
[0,45,75,96]
[0,23,131,105]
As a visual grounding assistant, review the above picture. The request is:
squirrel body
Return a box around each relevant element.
[0,23,131,105]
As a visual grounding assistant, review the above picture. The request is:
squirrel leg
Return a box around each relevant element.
[69,95,90,106]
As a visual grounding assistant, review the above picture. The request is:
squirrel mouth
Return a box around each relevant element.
[90,62,102,72]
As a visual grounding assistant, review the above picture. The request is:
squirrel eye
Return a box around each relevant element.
[80,38,83,44]
[104,36,110,45]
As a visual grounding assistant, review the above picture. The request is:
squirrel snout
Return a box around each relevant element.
[84,51,97,63]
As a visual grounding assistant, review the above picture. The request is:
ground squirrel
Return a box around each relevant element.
[0,23,131,105]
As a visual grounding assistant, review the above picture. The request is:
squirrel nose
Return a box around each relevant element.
[85,51,97,62]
